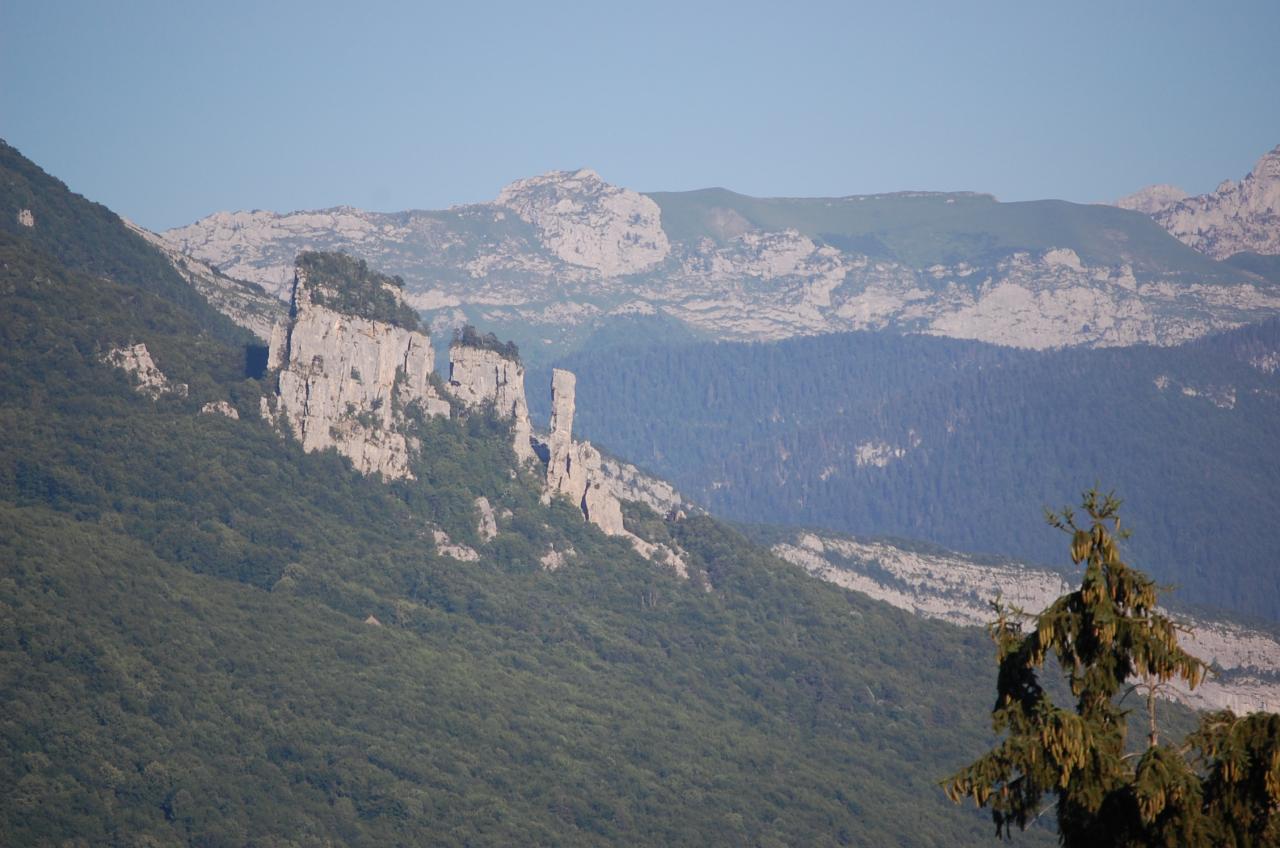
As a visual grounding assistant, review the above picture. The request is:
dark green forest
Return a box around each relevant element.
[549,323,1280,622]
[0,141,1076,844]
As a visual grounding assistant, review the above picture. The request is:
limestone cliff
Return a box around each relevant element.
[266,255,449,479]
[1121,144,1280,260]
[444,344,535,464]
[539,368,687,573]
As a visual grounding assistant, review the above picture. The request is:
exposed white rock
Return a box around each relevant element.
[536,368,689,574]
[854,440,907,468]
[161,169,1280,353]
[16,208,34,228]
[539,545,574,571]
[103,343,188,398]
[773,531,1280,713]
[544,369,587,501]
[593,455,686,515]
[495,168,670,276]
[475,496,498,541]
[444,345,534,463]
[200,400,240,419]
[127,221,285,341]
[432,529,479,562]
[1140,145,1280,259]
[1115,184,1188,216]
[270,263,448,480]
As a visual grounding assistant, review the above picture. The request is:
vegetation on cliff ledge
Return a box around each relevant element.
[297,250,422,332]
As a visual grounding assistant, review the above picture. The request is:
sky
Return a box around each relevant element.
[3,0,1279,231]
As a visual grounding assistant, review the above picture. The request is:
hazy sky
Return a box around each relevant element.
[3,0,1279,231]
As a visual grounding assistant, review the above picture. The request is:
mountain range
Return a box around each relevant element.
[158,146,1280,361]
[3,135,1279,844]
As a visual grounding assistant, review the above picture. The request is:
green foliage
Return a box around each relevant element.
[452,323,520,362]
[552,326,1280,620]
[0,139,249,346]
[297,251,422,331]
[647,187,1238,277]
[945,491,1280,846]
[0,151,1058,845]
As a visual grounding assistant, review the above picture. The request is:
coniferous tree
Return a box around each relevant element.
[945,490,1280,846]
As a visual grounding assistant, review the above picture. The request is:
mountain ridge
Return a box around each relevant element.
[158,164,1280,358]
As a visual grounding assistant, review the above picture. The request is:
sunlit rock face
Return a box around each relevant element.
[163,165,1280,354]
[444,344,534,464]
[103,343,187,398]
[772,530,1280,714]
[494,168,671,276]
[267,261,448,480]
[1128,145,1280,259]
[1115,184,1189,216]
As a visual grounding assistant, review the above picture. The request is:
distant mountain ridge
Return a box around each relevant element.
[160,167,1280,358]
[1117,144,1280,260]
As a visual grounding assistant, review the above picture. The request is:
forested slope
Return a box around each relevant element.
[0,144,1056,846]
[552,323,1280,621]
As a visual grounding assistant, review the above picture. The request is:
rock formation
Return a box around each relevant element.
[1121,144,1280,259]
[494,168,670,276]
[1114,184,1188,216]
[444,344,535,464]
[474,496,498,541]
[200,400,239,419]
[266,255,449,479]
[772,529,1280,714]
[127,221,285,341]
[161,167,1280,353]
[103,343,188,398]
[537,368,687,571]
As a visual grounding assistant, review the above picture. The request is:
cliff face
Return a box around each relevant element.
[267,261,449,479]
[444,345,535,464]
[162,168,1280,354]
[538,368,687,572]
[1119,145,1280,260]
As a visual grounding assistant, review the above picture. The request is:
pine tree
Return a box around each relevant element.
[944,490,1280,846]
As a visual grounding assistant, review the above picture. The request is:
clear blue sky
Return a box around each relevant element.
[3,0,1278,231]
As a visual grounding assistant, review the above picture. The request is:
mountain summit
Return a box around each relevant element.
[1119,144,1280,260]
[160,168,1280,356]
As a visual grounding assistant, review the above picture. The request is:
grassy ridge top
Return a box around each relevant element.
[648,186,1239,276]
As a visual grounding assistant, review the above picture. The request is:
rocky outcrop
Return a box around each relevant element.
[475,496,498,541]
[104,343,188,398]
[495,168,670,276]
[162,168,1280,353]
[432,529,479,562]
[200,400,240,419]
[267,258,448,479]
[773,530,1280,714]
[1115,184,1188,216]
[538,368,688,573]
[127,220,285,341]
[444,345,535,464]
[1125,145,1280,259]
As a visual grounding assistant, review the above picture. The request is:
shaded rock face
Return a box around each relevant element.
[1128,145,1280,259]
[268,263,448,479]
[444,345,535,464]
[104,343,188,398]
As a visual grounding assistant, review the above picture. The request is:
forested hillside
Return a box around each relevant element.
[551,323,1280,621]
[0,143,1061,846]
